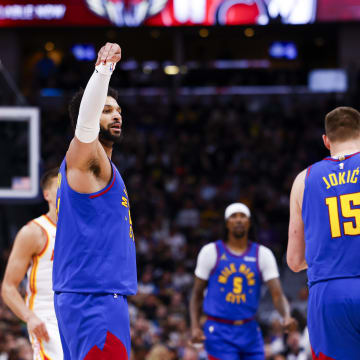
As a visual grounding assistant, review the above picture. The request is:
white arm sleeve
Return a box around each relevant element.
[194,243,217,280]
[74,63,115,143]
[258,245,280,282]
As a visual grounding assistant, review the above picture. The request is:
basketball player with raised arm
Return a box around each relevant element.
[190,203,296,360]
[1,168,62,359]
[52,43,137,359]
[288,107,360,360]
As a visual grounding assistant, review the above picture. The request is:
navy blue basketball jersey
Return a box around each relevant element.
[53,159,137,295]
[203,240,262,320]
[303,152,360,286]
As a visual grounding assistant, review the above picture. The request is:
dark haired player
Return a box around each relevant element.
[288,107,360,360]
[190,202,296,360]
[53,43,137,359]
[2,168,62,359]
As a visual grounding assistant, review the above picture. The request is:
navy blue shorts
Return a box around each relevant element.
[308,278,360,360]
[204,319,264,360]
[54,292,130,360]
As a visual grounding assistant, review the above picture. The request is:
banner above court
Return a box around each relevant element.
[0,0,359,27]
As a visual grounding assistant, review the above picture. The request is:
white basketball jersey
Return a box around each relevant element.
[25,215,56,318]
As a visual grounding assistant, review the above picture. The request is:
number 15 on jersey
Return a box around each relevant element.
[325,192,360,238]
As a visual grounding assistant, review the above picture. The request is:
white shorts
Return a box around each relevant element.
[29,316,63,360]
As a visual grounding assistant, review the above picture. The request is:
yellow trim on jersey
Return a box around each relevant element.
[40,339,52,360]
[28,255,39,310]
[32,219,50,258]
[27,219,50,310]
[42,214,56,229]
[29,335,52,360]
[37,231,50,257]
[31,219,50,257]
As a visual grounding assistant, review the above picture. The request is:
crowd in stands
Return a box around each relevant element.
[0,51,353,359]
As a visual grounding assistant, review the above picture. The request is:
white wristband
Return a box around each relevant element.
[95,62,116,76]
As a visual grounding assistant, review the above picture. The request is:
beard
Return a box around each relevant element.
[233,229,246,239]
[232,224,247,239]
[99,124,122,143]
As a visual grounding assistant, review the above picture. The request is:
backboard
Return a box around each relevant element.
[0,107,40,200]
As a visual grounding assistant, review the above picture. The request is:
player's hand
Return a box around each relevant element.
[191,327,206,344]
[282,316,298,333]
[27,313,50,342]
[96,42,121,66]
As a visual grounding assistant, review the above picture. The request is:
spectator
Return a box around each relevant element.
[146,344,172,360]
[176,199,200,228]
[284,331,308,360]
[172,265,193,292]
[183,346,199,360]
[138,271,158,295]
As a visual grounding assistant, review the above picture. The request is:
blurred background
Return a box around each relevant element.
[1,0,360,359]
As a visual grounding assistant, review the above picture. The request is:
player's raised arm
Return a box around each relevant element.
[66,42,121,171]
[287,169,307,272]
[1,223,50,342]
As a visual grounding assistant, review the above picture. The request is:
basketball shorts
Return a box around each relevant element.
[54,292,130,360]
[29,315,63,360]
[203,319,264,360]
[308,277,360,360]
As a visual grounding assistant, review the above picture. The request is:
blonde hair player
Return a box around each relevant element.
[1,168,62,359]
[288,107,360,360]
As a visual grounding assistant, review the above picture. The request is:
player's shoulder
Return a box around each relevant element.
[14,219,46,251]
[19,220,44,239]
[291,168,307,202]
[198,242,217,255]
[304,157,331,177]
[294,156,330,183]
[200,241,217,251]
[257,244,279,278]
[257,244,276,260]
[294,168,307,184]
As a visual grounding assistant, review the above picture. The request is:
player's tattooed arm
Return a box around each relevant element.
[1,223,50,342]
[189,276,207,344]
[287,169,307,272]
[267,278,297,333]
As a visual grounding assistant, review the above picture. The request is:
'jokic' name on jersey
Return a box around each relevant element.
[323,168,360,189]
